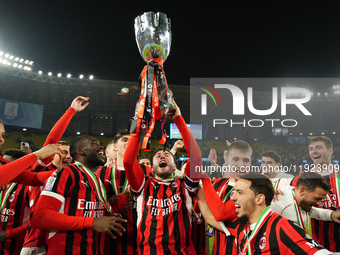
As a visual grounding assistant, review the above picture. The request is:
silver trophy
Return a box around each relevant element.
[132,12,174,150]
[134,12,171,63]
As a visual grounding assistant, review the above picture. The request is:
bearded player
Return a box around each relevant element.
[123,101,202,254]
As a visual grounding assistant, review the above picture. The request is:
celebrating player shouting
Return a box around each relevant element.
[123,101,202,254]
[198,173,330,254]
[31,135,127,255]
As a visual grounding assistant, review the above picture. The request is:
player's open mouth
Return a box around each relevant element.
[235,204,241,213]
[97,150,105,159]
[159,160,168,168]
[62,161,70,166]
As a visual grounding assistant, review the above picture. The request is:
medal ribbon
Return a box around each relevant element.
[292,189,312,236]
[75,162,114,215]
[111,163,128,195]
[242,206,272,255]
[273,179,280,190]
[328,164,340,209]
[0,183,17,214]
[221,183,235,203]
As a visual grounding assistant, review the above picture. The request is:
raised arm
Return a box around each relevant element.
[42,96,89,164]
[123,132,145,192]
[12,170,54,186]
[196,185,224,231]
[201,176,237,221]
[0,144,63,186]
[170,101,201,181]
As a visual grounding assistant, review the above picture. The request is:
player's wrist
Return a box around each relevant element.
[85,217,94,229]
[68,106,78,114]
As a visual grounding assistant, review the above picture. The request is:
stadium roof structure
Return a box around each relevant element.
[0,65,339,141]
[0,65,191,137]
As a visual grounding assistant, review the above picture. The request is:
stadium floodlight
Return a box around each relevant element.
[333,132,336,135]
[23,128,27,131]
[19,58,24,62]
[18,64,22,69]
[300,133,303,135]
[77,132,80,135]
[89,75,94,80]
[48,72,52,76]
[79,74,84,79]
[57,73,62,77]
[14,57,19,61]
[2,60,7,64]
[29,61,33,65]
[4,54,9,58]
[67,74,71,78]
[317,92,320,96]
[24,60,29,64]
[9,55,14,60]
[7,62,11,66]
[321,132,325,135]
[100,133,104,136]
[13,63,18,67]
[0,52,3,56]
[325,92,328,96]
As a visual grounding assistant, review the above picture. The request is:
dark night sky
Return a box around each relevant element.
[1,1,340,91]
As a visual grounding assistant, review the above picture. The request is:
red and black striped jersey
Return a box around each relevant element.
[212,178,237,255]
[292,172,340,252]
[221,211,329,254]
[134,176,198,255]
[311,174,340,252]
[191,198,206,255]
[39,163,105,255]
[0,184,29,255]
[96,164,153,255]
[23,161,57,248]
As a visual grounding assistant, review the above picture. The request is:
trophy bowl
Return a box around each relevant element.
[134,12,171,63]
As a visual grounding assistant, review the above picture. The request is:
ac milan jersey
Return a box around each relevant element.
[23,161,57,248]
[191,198,206,255]
[134,176,198,255]
[0,184,29,255]
[211,178,237,255]
[96,164,153,255]
[311,174,340,252]
[221,211,329,254]
[39,164,104,255]
[292,172,340,252]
